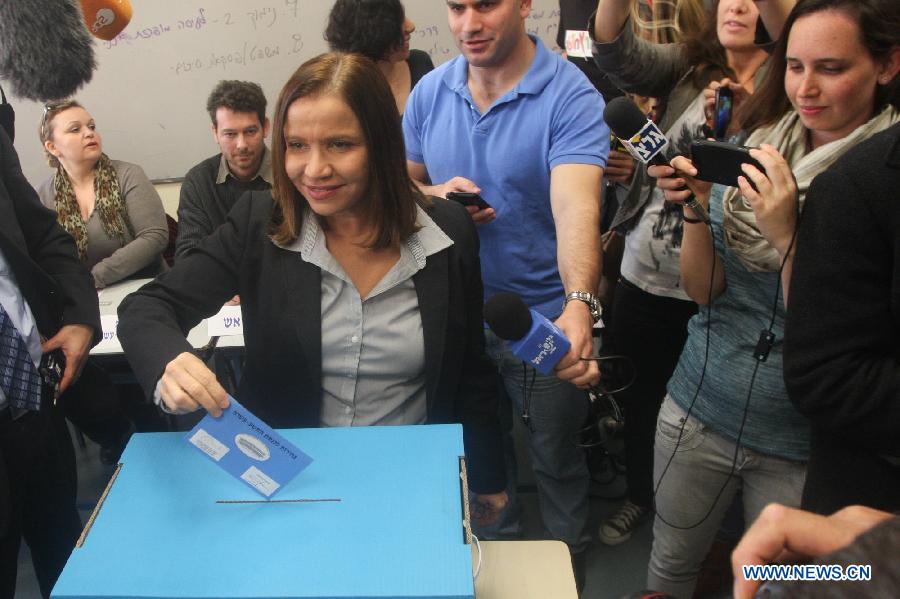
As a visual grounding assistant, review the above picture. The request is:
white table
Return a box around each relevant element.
[92,278,244,355]
[474,540,578,599]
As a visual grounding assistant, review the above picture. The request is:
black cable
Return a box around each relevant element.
[579,354,637,395]
[651,187,801,530]
[519,362,536,432]
[571,354,635,449]
[651,214,719,530]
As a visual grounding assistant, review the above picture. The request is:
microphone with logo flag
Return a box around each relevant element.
[483,292,570,376]
[603,96,710,224]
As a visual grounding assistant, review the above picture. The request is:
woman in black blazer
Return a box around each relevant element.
[118,52,506,516]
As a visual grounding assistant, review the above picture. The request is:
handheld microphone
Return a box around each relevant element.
[484,293,571,376]
[603,97,710,224]
[0,0,96,101]
[79,0,132,41]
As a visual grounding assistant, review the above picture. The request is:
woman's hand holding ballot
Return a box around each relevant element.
[159,352,230,416]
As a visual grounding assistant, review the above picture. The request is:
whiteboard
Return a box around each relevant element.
[6,0,562,187]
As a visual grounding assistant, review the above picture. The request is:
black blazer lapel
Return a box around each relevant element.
[414,249,449,414]
[0,226,62,337]
[277,247,323,399]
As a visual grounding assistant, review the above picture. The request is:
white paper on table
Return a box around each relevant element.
[93,314,120,352]
[206,305,244,337]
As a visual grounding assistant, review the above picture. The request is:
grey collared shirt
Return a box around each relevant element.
[0,249,43,411]
[283,206,452,427]
[215,145,274,186]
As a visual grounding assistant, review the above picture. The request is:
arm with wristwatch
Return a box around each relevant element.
[550,163,604,390]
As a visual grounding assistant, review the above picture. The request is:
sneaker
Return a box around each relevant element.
[598,500,648,545]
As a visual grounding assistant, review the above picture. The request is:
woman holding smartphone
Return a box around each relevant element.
[648,0,899,595]
[589,0,774,547]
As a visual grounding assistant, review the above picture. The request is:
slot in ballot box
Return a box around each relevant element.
[53,425,476,599]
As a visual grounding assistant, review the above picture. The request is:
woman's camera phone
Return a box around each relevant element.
[446,191,491,211]
[690,139,765,189]
[713,86,733,140]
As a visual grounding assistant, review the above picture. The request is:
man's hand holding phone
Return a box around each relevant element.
[447,191,491,211]
[444,185,495,225]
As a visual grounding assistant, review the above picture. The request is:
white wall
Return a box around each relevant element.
[155,181,181,218]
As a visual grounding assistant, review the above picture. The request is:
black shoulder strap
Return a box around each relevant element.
[0,84,14,143]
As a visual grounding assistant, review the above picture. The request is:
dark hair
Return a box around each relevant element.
[270,52,424,249]
[324,0,405,61]
[741,0,900,133]
[206,80,267,128]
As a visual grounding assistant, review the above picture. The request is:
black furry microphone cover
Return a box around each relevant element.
[0,0,96,101]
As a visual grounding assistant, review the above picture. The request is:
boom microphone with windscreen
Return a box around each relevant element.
[0,0,96,101]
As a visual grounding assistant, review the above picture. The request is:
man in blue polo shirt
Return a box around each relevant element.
[403,0,609,572]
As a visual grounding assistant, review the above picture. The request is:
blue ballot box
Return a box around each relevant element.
[53,424,476,599]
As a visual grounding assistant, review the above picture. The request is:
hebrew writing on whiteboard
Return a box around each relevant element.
[5,0,560,185]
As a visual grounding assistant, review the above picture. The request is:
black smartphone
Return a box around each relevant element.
[713,86,733,140]
[691,139,765,189]
[39,349,66,400]
[446,191,491,211]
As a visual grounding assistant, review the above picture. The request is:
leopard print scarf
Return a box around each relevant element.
[53,153,130,260]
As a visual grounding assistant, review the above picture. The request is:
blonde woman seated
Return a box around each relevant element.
[38,100,168,289]
[37,100,169,462]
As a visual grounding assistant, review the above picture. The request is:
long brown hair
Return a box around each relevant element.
[631,0,707,45]
[741,0,900,133]
[269,52,423,249]
[680,0,735,89]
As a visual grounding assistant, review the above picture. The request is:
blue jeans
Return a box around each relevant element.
[474,330,590,552]
[648,396,807,598]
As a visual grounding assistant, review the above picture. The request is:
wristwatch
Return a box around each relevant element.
[562,291,602,324]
